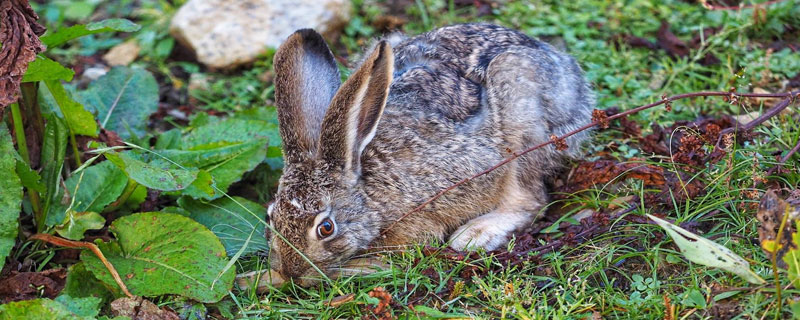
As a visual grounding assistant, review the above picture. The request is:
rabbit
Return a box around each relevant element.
[267,23,595,286]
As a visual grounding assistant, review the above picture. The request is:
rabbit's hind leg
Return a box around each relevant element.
[448,167,545,251]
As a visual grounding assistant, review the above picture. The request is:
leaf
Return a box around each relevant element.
[77,66,158,139]
[15,158,45,193]
[106,151,199,192]
[55,210,105,240]
[41,19,141,48]
[178,196,268,256]
[412,305,471,319]
[161,140,267,199]
[40,115,68,231]
[0,125,23,272]
[42,80,98,137]
[783,221,800,289]
[81,212,235,303]
[0,0,46,108]
[647,214,765,284]
[0,298,90,320]
[54,295,102,318]
[61,262,115,303]
[47,161,129,226]
[21,56,75,83]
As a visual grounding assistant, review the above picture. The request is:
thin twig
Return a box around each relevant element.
[382,91,798,234]
[30,233,134,298]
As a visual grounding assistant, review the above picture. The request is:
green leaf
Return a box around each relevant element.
[783,220,800,288]
[154,128,183,150]
[15,159,45,193]
[647,214,765,284]
[183,118,278,151]
[0,125,23,272]
[54,295,102,318]
[412,305,471,319]
[47,161,129,226]
[61,262,115,303]
[106,151,198,192]
[0,298,90,320]
[77,67,158,139]
[55,210,105,240]
[178,196,268,256]
[22,56,74,82]
[81,212,235,303]
[42,19,141,48]
[161,140,266,199]
[43,80,98,137]
[41,115,68,231]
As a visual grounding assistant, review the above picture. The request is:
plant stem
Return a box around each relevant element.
[69,132,82,168]
[772,206,791,319]
[103,179,139,213]
[10,102,43,217]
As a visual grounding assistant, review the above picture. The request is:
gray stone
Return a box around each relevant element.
[170,0,350,69]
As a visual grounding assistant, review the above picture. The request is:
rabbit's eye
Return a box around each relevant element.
[317,218,335,238]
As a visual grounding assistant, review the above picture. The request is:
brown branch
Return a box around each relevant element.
[29,233,134,298]
[382,91,799,235]
[700,0,786,10]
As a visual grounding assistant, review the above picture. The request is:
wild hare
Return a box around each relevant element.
[267,23,594,286]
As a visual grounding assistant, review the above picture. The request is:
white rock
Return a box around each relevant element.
[170,0,351,69]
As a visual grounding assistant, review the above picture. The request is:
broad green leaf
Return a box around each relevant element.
[647,214,765,284]
[55,210,105,240]
[78,67,158,139]
[43,80,98,137]
[21,56,74,82]
[0,125,23,271]
[81,212,235,303]
[42,19,141,48]
[41,115,68,231]
[153,128,182,150]
[61,262,115,303]
[0,298,89,320]
[106,151,198,192]
[183,118,278,150]
[47,161,129,226]
[178,196,268,255]
[15,159,45,193]
[54,295,102,318]
[161,140,266,199]
[412,305,471,319]
[230,106,279,125]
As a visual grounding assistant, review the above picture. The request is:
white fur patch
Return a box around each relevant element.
[449,212,530,251]
[290,198,302,209]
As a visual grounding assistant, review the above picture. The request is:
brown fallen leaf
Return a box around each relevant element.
[557,160,665,195]
[757,190,799,267]
[325,293,355,307]
[0,0,47,109]
[110,297,179,320]
[0,269,66,303]
[657,21,689,58]
[103,40,141,66]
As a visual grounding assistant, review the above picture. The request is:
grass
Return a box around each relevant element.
[25,0,800,318]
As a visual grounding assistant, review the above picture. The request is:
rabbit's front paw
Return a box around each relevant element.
[449,212,531,251]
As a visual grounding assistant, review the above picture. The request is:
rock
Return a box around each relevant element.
[103,40,140,66]
[170,0,350,69]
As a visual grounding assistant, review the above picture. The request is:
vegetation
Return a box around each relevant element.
[1,0,799,318]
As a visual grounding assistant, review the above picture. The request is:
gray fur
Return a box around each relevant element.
[268,23,595,285]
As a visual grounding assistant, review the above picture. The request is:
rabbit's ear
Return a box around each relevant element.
[273,29,341,163]
[319,41,393,177]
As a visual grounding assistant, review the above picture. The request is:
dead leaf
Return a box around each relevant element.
[657,21,689,58]
[757,190,799,266]
[0,269,66,303]
[325,293,355,307]
[0,0,47,109]
[557,160,665,195]
[648,214,765,284]
[110,297,179,320]
[103,40,140,66]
